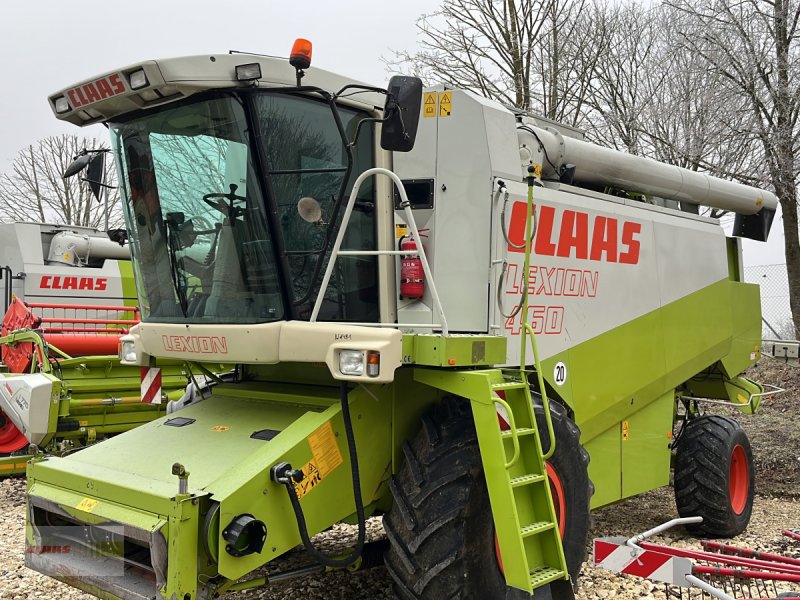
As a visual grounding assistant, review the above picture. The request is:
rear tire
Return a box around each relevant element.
[384,397,590,599]
[674,415,755,537]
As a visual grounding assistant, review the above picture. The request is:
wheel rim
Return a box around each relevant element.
[0,409,27,454]
[495,461,566,575]
[546,463,567,538]
[729,444,749,515]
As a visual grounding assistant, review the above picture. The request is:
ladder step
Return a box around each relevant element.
[500,427,537,439]
[520,522,556,537]
[529,566,567,588]
[491,381,528,391]
[510,474,546,487]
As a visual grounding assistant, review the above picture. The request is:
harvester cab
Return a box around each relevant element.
[25,41,776,600]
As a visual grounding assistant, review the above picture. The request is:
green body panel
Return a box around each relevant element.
[620,390,673,498]
[401,333,507,367]
[531,279,761,509]
[687,374,765,415]
[720,282,762,377]
[25,374,432,599]
[582,428,621,507]
[118,259,138,303]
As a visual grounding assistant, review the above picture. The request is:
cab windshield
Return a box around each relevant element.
[110,93,377,324]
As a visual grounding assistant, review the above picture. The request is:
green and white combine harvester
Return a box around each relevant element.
[25,40,776,599]
[0,224,190,475]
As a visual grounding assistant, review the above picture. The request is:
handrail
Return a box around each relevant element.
[517,167,557,460]
[310,167,449,335]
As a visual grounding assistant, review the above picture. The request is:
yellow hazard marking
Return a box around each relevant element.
[423,92,437,118]
[395,224,408,239]
[438,91,452,117]
[293,460,323,500]
[76,498,98,513]
[0,464,15,471]
[621,420,629,441]
[532,163,543,178]
[79,420,89,427]
[210,425,230,432]
[308,421,343,478]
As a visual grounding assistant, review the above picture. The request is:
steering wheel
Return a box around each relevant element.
[203,183,247,218]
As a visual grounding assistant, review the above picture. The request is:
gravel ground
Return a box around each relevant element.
[2,359,798,599]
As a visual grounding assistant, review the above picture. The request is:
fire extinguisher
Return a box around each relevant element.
[399,234,425,300]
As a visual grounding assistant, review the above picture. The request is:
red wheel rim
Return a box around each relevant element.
[495,461,566,575]
[546,463,567,538]
[729,444,749,515]
[0,409,27,454]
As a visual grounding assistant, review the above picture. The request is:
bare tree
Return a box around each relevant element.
[665,0,800,335]
[384,0,601,115]
[0,134,121,229]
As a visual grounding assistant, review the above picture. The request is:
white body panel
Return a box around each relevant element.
[490,181,728,362]
[394,89,733,354]
[0,222,133,310]
[0,373,54,445]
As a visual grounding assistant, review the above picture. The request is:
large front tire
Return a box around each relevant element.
[674,415,755,537]
[384,397,590,599]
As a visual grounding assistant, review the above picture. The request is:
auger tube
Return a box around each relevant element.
[518,123,778,215]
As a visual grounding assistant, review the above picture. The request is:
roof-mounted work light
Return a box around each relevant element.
[235,62,262,82]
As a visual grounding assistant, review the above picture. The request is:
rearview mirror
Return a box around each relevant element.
[380,76,422,152]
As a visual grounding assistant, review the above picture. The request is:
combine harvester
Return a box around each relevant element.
[24,41,776,600]
[0,223,191,474]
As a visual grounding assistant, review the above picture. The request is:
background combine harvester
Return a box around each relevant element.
[0,223,191,474]
[24,40,776,600]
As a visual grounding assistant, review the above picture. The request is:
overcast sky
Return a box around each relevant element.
[0,0,785,266]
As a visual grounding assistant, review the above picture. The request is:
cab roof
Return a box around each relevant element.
[48,53,385,126]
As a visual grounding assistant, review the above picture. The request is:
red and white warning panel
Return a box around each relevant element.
[140,367,162,404]
[593,538,692,585]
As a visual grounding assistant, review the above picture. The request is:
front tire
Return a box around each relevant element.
[674,415,755,537]
[384,397,590,599]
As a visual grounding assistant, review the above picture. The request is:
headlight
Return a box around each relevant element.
[119,339,138,364]
[129,69,148,90]
[338,350,364,376]
[53,96,70,113]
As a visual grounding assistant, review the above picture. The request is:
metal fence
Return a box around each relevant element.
[744,263,794,340]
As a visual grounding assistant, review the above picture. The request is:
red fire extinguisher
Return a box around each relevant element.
[400,235,425,300]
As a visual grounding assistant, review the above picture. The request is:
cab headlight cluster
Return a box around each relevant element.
[338,350,380,378]
[118,339,138,364]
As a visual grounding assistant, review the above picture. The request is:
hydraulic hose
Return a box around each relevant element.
[275,381,366,567]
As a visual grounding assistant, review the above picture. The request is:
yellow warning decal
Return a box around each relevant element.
[308,421,343,478]
[293,460,323,499]
[395,224,408,239]
[438,91,452,117]
[210,425,230,432]
[423,92,437,118]
[76,498,98,513]
[621,420,629,441]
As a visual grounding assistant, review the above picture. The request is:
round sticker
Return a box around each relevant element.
[553,362,567,386]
